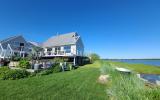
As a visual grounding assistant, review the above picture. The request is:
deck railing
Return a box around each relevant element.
[44,50,73,56]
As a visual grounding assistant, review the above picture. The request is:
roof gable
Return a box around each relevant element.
[0,35,23,43]
[42,32,80,47]
[0,35,27,49]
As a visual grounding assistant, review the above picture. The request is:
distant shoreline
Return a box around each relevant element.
[103,59,160,60]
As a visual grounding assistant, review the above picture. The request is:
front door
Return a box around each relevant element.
[55,47,61,55]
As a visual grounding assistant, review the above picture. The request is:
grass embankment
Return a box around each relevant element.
[107,61,160,74]
[100,61,160,100]
[0,61,108,100]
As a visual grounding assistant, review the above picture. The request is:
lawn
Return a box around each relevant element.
[0,60,160,100]
[0,61,108,100]
[107,61,160,74]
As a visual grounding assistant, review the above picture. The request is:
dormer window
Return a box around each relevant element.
[72,33,78,37]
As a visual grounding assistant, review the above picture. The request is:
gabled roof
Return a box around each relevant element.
[42,32,80,47]
[0,35,26,49]
[0,35,22,44]
[27,41,42,47]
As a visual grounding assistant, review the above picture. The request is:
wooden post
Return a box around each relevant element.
[23,53,25,58]
[73,56,76,66]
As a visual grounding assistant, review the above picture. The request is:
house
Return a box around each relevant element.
[0,35,38,59]
[42,32,84,57]
[42,32,84,65]
[0,32,85,65]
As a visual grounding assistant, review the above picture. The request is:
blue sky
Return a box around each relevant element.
[0,0,160,59]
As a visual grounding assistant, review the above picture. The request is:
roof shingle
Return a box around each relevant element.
[42,32,79,47]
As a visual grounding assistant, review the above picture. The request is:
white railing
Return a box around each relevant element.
[1,44,13,58]
[44,50,73,56]
[0,44,4,58]
[0,44,14,58]
[7,44,14,57]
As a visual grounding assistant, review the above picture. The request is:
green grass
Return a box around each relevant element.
[107,61,160,74]
[0,60,160,100]
[100,61,160,100]
[0,61,108,100]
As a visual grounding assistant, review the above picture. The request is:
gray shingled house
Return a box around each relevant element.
[42,32,84,65]
[0,35,32,59]
[43,32,84,57]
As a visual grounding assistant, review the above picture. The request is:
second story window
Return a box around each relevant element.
[20,43,24,46]
[64,45,71,53]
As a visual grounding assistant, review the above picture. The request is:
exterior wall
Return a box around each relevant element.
[71,45,76,55]
[76,37,84,56]
[52,47,55,53]
[61,46,64,51]
[44,48,47,54]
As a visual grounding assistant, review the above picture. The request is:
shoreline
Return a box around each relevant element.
[106,60,160,74]
[103,59,160,60]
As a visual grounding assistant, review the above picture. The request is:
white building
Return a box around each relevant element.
[42,32,84,57]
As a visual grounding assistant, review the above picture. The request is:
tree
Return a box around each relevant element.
[27,46,44,69]
[30,46,44,60]
[89,53,100,63]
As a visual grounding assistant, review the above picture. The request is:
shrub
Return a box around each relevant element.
[18,59,30,69]
[53,58,64,63]
[0,69,30,80]
[0,67,10,78]
[66,63,73,71]
[37,70,53,76]
[51,58,64,72]
[11,55,21,61]
[89,53,100,63]
[51,63,62,73]
[29,72,37,77]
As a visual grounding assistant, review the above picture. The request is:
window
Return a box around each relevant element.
[55,47,60,51]
[13,41,19,46]
[20,43,24,46]
[47,48,52,51]
[64,45,71,53]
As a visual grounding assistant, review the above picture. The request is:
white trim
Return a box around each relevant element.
[0,43,4,58]
[8,44,14,55]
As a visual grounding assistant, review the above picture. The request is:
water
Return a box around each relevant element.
[109,59,160,67]
[140,74,160,84]
[107,59,160,84]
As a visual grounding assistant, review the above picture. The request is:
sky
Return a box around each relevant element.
[0,0,160,59]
